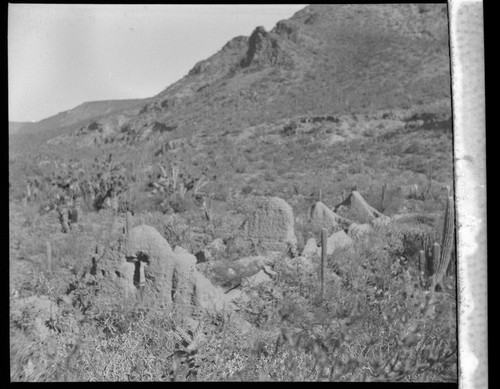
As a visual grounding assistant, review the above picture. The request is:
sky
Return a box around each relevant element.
[8,4,308,123]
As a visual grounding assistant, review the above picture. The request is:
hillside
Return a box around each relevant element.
[46,3,450,148]
[9,3,453,215]
[9,121,30,135]
[11,98,148,136]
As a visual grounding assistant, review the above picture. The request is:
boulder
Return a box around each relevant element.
[317,230,353,256]
[97,225,227,314]
[238,197,297,254]
[301,237,318,258]
[334,191,384,223]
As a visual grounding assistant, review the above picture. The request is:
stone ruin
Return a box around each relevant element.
[93,225,228,314]
[237,196,297,254]
[334,190,384,224]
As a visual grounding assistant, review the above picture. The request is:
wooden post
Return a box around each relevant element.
[46,241,52,273]
[321,228,328,300]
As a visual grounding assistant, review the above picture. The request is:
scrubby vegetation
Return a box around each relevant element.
[9,4,456,383]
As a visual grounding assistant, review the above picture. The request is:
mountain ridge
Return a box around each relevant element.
[16,4,451,149]
[10,98,150,136]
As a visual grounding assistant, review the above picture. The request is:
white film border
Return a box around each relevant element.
[449,1,487,389]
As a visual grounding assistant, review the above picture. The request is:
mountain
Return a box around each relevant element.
[11,98,149,136]
[47,3,451,148]
[9,122,31,135]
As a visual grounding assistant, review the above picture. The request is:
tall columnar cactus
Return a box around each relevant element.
[321,228,328,300]
[419,250,426,288]
[380,183,387,213]
[432,242,441,275]
[126,211,133,234]
[46,241,52,273]
[203,197,213,222]
[433,195,455,291]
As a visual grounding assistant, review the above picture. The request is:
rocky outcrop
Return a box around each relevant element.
[96,225,227,314]
[240,26,295,69]
[238,197,297,254]
[334,191,384,224]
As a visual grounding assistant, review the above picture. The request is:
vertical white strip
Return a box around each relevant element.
[449,1,487,389]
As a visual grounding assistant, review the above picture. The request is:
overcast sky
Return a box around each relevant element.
[8,4,307,122]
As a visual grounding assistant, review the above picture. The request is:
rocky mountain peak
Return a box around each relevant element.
[240,26,294,69]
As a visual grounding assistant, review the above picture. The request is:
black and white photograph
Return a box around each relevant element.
[8,2,486,384]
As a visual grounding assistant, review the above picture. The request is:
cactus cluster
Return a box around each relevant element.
[419,195,455,291]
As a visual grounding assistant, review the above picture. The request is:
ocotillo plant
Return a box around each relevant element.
[433,195,455,291]
[321,228,327,300]
[46,241,52,273]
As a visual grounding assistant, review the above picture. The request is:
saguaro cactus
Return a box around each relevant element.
[432,242,441,275]
[126,211,133,234]
[321,228,328,300]
[46,241,52,273]
[419,250,426,288]
[380,183,387,213]
[203,198,213,222]
[433,195,455,291]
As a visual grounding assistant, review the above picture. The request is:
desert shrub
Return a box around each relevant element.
[231,228,456,382]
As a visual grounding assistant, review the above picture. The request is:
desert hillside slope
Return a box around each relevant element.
[40,3,450,147]
[9,5,457,382]
[10,98,148,136]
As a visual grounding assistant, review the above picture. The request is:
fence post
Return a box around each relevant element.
[321,228,328,300]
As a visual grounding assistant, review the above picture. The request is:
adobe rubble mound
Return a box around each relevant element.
[94,225,228,314]
[238,196,297,254]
